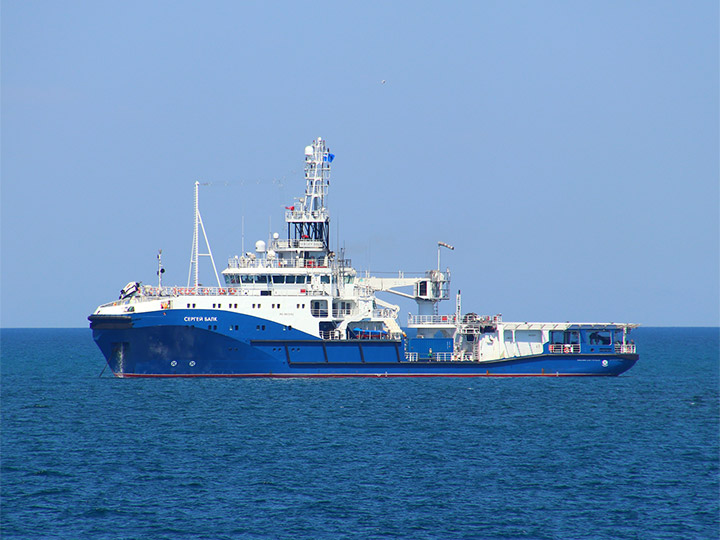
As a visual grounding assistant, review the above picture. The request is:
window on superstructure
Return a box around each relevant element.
[272,275,284,284]
[256,275,268,284]
[286,275,296,284]
[311,300,328,318]
[296,276,306,284]
[588,330,612,346]
[241,275,253,284]
[321,275,330,284]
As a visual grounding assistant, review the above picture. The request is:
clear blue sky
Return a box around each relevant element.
[2,1,718,327]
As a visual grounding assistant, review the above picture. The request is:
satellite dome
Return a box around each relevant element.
[304,146,313,156]
[255,240,266,253]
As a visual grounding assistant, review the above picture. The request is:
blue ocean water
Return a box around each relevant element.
[1,328,718,539]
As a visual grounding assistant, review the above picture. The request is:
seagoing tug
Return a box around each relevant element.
[89,137,639,377]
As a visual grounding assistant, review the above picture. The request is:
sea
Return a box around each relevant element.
[1,327,718,540]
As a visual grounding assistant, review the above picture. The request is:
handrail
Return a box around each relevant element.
[285,210,329,221]
[404,351,474,362]
[548,344,581,354]
[226,257,333,270]
[408,314,457,325]
[273,239,325,250]
[138,284,330,299]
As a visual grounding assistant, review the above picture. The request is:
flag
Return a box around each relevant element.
[285,206,295,211]
[324,153,335,163]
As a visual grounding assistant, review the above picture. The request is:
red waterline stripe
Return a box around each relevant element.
[117,372,609,378]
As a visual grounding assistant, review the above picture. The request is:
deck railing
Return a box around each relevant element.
[548,344,581,354]
[408,314,502,325]
[139,285,330,298]
[273,239,325,250]
[548,343,636,354]
[404,352,475,362]
[226,257,332,270]
[408,314,457,325]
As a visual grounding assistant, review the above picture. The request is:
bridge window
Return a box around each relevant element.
[550,330,580,344]
[285,275,296,284]
[241,275,253,284]
[321,275,330,284]
[272,275,284,284]
[588,330,612,345]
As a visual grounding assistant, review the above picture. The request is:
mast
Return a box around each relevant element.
[157,249,164,288]
[285,137,334,252]
[187,181,221,289]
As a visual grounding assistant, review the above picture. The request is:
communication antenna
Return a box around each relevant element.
[157,249,165,288]
[437,241,454,271]
[187,181,221,289]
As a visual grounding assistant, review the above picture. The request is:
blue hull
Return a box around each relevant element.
[89,311,638,377]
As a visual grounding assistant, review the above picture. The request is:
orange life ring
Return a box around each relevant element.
[564,345,571,354]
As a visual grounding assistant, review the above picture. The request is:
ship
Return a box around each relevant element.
[89,137,639,377]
